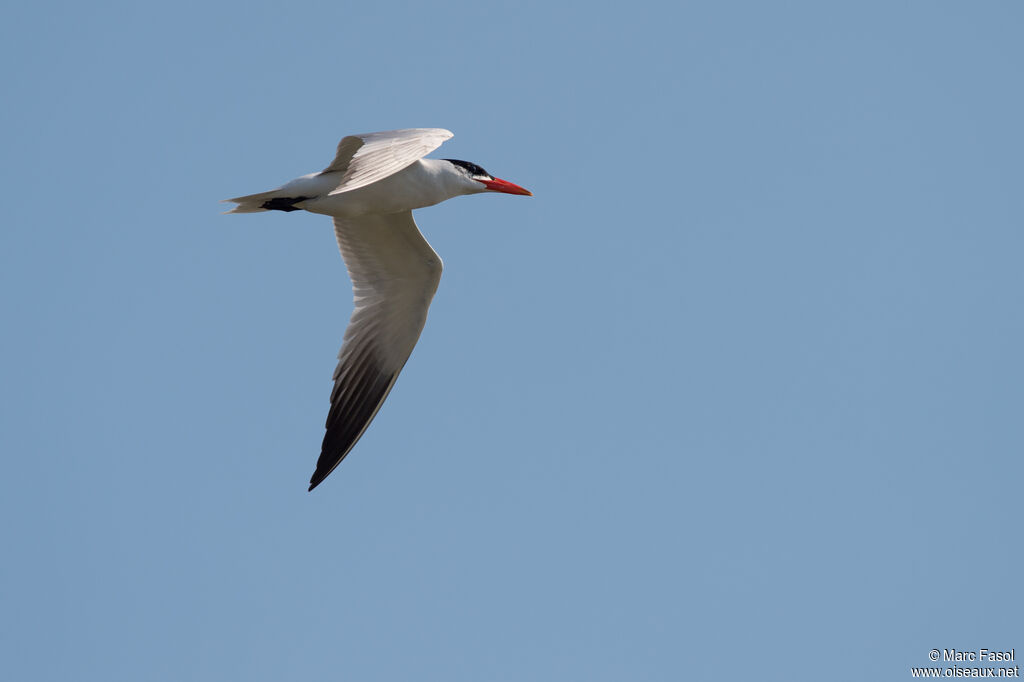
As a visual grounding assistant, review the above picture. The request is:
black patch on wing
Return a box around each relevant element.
[443,159,492,179]
[308,349,398,491]
[261,196,309,212]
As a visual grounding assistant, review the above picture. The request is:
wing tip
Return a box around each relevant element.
[307,466,331,492]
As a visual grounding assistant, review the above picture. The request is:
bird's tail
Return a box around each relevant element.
[223,173,329,214]
[220,189,282,214]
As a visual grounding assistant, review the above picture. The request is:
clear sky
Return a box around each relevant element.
[2,1,1021,680]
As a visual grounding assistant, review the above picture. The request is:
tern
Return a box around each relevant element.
[224,128,532,491]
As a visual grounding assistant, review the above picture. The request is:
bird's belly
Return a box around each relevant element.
[302,192,407,217]
[302,164,444,218]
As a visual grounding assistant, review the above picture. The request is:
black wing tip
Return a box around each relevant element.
[308,455,341,492]
[308,471,327,492]
[308,454,342,491]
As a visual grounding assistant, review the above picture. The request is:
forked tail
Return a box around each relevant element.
[221,190,310,214]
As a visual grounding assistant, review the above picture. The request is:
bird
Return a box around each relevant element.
[224,128,532,491]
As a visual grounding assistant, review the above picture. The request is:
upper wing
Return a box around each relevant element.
[308,211,443,491]
[322,128,453,196]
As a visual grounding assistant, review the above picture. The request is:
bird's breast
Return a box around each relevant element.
[303,161,453,218]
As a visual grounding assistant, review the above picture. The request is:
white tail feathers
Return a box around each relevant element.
[221,190,281,214]
[223,172,336,214]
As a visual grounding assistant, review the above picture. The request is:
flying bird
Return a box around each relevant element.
[224,128,532,491]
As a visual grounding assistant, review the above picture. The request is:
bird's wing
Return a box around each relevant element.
[322,128,453,195]
[308,211,443,491]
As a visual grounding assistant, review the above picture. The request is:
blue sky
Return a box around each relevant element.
[2,1,1021,680]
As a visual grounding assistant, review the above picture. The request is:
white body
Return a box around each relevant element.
[289,159,481,218]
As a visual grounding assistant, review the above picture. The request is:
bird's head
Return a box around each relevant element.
[443,159,533,197]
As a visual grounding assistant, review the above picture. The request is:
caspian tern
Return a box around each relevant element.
[224,128,531,491]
